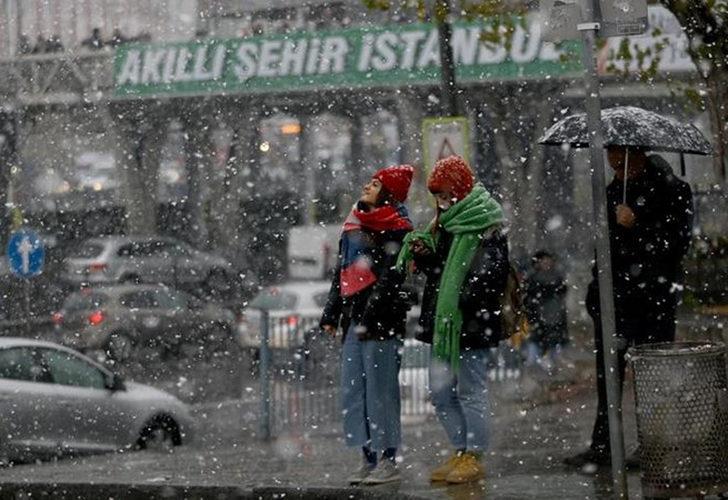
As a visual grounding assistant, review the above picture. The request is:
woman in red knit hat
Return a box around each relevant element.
[397,155,509,485]
[320,164,414,485]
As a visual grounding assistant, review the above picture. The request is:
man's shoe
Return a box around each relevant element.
[563,449,611,468]
[445,452,485,484]
[361,460,401,485]
[348,459,374,485]
[625,449,641,470]
[430,453,462,482]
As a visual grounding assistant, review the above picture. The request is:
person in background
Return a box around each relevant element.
[82,28,103,50]
[320,165,414,485]
[523,250,568,371]
[564,146,693,470]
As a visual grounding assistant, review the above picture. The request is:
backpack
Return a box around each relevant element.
[500,263,529,348]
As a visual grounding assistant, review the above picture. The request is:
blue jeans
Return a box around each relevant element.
[429,349,491,452]
[340,325,402,452]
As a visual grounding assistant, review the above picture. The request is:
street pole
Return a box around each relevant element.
[435,0,458,116]
[578,0,628,496]
[24,279,30,337]
[259,309,271,440]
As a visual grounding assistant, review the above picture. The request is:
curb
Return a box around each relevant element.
[0,482,428,500]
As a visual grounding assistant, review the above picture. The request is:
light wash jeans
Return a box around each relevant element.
[340,324,402,451]
[429,349,491,452]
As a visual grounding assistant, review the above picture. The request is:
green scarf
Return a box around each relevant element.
[397,184,504,368]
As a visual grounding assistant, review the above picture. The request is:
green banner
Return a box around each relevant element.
[114,17,581,97]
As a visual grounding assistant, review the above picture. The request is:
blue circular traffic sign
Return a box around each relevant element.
[7,228,45,278]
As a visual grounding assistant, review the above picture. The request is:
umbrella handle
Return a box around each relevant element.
[623,148,629,205]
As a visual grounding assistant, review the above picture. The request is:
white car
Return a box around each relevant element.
[237,280,331,351]
[0,338,194,464]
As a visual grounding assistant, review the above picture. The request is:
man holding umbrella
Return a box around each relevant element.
[566,145,693,469]
[539,106,704,470]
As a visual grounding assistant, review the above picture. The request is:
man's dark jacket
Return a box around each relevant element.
[414,228,509,350]
[320,227,410,341]
[587,154,693,340]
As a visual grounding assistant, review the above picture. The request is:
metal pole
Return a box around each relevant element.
[578,0,628,496]
[259,308,271,440]
[435,0,458,116]
[24,278,30,337]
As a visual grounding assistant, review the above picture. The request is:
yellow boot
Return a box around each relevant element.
[430,453,462,482]
[445,452,485,484]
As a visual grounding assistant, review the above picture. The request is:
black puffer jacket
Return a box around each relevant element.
[414,227,509,350]
[320,227,410,341]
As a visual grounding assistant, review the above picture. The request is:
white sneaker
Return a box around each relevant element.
[361,460,401,485]
[348,459,374,485]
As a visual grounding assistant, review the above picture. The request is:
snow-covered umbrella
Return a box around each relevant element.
[538,105,712,202]
[539,106,712,155]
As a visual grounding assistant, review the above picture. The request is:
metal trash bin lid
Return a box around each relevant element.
[627,341,726,362]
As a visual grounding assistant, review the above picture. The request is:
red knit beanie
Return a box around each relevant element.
[372,164,414,203]
[427,155,475,202]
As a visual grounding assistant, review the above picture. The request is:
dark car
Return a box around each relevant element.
[53,284,237,361]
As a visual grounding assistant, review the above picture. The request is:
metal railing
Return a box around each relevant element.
[255,310,527,439]
[256,311,437,439]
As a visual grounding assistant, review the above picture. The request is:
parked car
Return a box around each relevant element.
[61,236,235,295]
[237,280,331,352]
[0,338,194,464]
[53,284,236,360]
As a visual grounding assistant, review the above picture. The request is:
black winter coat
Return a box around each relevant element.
[414,227,509,350]
[320,227,410,341]
[586,154,693,338]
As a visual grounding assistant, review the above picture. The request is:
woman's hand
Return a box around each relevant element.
[410,239,431,256]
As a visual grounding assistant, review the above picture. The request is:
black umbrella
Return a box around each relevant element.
[539,106,712,155]
[539,105,712,202]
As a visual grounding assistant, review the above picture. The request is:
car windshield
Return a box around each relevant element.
[249,288,297,310]
[120,290,172,309]
[70,242,105,259]
[64,292,108,312]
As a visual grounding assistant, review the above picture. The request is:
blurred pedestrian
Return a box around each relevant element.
[107,29,127,48]
[320,164,414,485]
[564,147,693,470]
[46,34,64,53]
[31,35,46,54]
[523,250,568,370]
[82,28,103,50]
[397,155,508,484]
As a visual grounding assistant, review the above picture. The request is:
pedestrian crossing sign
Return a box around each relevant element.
[422,117,470,174]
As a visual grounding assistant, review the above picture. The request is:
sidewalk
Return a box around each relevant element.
[0,346,647,499]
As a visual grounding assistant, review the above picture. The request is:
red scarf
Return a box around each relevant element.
[343,204,413,233]
[339,203,412,297]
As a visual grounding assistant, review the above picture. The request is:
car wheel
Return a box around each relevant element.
[137,416,181,452]
[121,274,142,285]
[205,269,233,298]
[106,332,134,362]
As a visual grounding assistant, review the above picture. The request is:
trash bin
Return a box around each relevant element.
[628,342,728,498]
